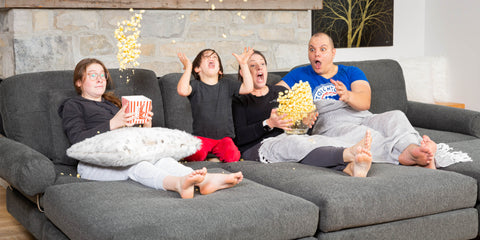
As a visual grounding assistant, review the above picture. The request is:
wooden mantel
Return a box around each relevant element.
[0,0,322,10]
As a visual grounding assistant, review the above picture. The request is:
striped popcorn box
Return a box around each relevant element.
[121,95,152,124]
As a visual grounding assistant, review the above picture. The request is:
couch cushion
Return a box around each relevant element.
[43,168,319,240]
[335,59,408,114]
[48,89,79,165]
[222,161,477,233]
[316,208,478,240]
[0,70,74,160]
[441,139,480,200]
[415,127,477,143]
[158,73,193,132]
[0,136,55,196]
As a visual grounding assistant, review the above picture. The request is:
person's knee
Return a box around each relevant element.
[213,137,240,162]
[390,110,407,119]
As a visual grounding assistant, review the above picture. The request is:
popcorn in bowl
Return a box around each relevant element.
[277,81,317,135]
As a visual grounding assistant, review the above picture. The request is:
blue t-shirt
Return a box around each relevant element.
[282,65,368,101]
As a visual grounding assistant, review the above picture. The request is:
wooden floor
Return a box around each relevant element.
[0,186,35,240]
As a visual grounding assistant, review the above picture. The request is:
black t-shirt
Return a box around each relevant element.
[232,85,286,153]
[58,95,118,144]
[188,78,241,140]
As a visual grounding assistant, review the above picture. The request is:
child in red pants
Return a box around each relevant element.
[177,47,254,162]
[184,137,240,163]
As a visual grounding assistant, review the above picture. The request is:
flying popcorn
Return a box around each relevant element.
[114,9,145,73]
[277,81,317,134]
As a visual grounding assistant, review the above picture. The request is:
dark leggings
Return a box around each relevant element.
[242,144,347,171]
[299,146,347,171]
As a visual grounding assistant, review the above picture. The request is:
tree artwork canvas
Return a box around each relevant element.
[312,0,394,48]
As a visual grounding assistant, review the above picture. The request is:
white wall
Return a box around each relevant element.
[335,0,426,61]
[424,0,480,111]
[332,0,480,111]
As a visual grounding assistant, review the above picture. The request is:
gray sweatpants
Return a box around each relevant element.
[312,100,421,164]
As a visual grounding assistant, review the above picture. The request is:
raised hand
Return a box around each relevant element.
[232,47,254,65]
[177,52,192,70]
[330,79,351,103]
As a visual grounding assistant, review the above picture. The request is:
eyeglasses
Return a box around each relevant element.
[87,72,106,81]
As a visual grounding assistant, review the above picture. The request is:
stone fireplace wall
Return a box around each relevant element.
[0,8,311,78]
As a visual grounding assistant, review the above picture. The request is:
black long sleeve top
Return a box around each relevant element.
[232,85,286,153]
[58,96,119,145]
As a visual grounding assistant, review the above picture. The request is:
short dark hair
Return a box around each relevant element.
[191,49,224,81]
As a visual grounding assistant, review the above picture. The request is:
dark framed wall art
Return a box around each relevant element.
[312,0,394,48]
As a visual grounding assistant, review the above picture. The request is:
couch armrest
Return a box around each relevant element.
[0,137,56,196]
[406,101,480,138]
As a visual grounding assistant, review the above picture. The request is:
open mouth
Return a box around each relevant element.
[257,72,264,81]
[208,61,215,68]
[315,60,321,69]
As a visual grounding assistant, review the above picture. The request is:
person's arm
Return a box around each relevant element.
[330,79,371,111]
[109,103,135,130]
[233,47,254,94]
[177,52,193,97]
[232,98,264,146]
[61,101,110,144]
[142,110,154,128]
[276,80,291,90]
[232,99,291,146]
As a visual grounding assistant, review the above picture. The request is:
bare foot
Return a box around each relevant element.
[197,171,243,195]
[398,142,433,167]
[351,146,373,177]
[206,157,221,162]
[175,168,207,199]
[344,130,372,163]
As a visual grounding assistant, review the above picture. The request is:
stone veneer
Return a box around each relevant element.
[0,9,311,78]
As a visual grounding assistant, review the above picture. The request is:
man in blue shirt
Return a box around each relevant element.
[277,32,437,169]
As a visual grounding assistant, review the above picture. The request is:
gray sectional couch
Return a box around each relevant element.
[1,59,480,239]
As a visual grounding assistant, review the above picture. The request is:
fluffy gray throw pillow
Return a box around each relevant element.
[66,127,201,167]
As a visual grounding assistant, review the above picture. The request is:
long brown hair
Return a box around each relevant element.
[191,49,224,81]
[73,58,122,107]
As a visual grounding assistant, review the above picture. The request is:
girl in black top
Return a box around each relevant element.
[59,58,243,198]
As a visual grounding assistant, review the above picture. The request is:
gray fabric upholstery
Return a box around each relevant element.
[6,187,48,240]
[0,70,74,161]
[415,127,477,143]
[0,137,55,196]
[441,139,480,199]
[157,73,194,132]
[336,59,408,114]
[44,168,319,240]
[317,208,478,240]
[222,161,477,232]
[48,89,80,165]
[407,101,480,138]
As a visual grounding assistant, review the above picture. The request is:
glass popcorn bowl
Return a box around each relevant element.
[277,108,317,135]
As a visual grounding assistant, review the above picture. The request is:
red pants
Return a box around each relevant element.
[184,136,240,163]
